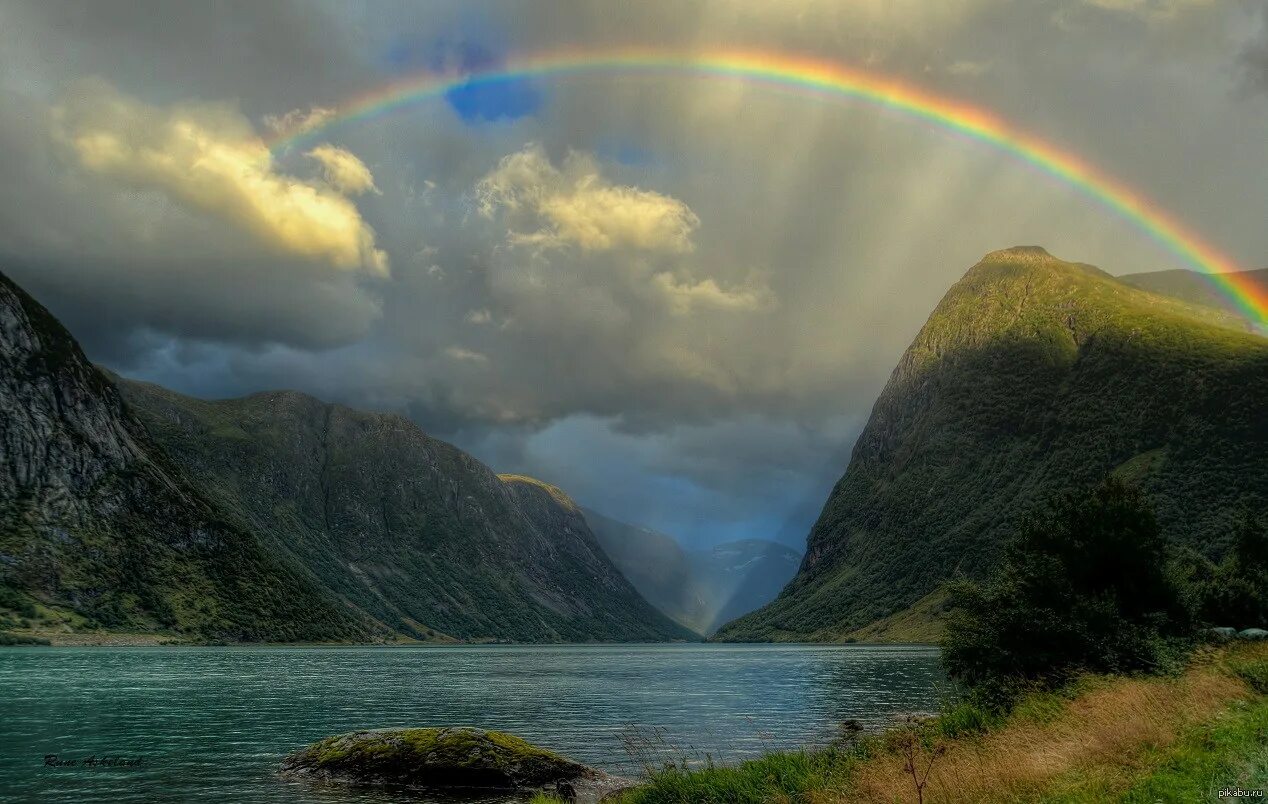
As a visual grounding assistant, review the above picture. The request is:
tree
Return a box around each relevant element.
[1193,513,1268,630]
[943,478,1189,692]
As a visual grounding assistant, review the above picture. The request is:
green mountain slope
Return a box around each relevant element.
[717,247,1268,642]
[115,381,693,643]
[0,271,379,642]
[582,508,801,635]
[1120,267,1268,330]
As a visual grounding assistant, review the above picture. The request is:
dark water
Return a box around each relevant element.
[0,644,943,803]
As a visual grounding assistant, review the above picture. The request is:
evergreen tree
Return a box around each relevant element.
[944,478,1189,691]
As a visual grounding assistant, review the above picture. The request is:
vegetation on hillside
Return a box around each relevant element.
[1,267,689,644]
[942,479,1191,694]
[719,247,1268,643]
[594,478,1268,802]
[1120,267,1268,331]
[114,381,692,644]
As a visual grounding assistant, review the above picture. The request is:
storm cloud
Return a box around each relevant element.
[0,0,1262,546]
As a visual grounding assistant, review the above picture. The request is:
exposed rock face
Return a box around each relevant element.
[0,268,690,643]
[280,728,617,800]
[0,270,375,641]
[718,248,1268,642]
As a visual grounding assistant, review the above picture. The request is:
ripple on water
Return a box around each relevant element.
[0,643,942,803]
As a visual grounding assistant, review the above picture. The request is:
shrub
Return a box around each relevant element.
[1191,514,1268,630]
[943,478,1191,693]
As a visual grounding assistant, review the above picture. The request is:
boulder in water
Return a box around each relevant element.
[280,727,617,799]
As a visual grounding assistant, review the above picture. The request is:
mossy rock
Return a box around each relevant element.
[280,727,601,795]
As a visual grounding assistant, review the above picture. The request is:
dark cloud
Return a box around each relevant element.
[0,0,1263,547]
[1239,7,1268,96]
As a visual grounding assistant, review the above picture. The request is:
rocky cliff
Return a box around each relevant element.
[0,270,377,641]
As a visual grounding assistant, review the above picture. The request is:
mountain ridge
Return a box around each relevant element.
[717,246,1268,642]
[0,267,691,643]
[0,270,380,642]
[117,378,695,643]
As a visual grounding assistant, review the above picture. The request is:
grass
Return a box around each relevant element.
[0,631,50,646]
[843,588,951,645]
[604,642,1268,803]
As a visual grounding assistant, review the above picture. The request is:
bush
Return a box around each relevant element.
[943,478,1191,693]
[0,586,37,619]
[1190,514,1268,630]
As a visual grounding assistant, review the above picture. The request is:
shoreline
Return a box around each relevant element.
[0,630,939,649]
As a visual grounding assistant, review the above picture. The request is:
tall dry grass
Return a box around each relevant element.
[841,663,1250,803]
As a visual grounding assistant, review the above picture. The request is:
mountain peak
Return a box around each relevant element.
[499,474,579,513]
[717,249,1268,643]
[982,245,1054,262]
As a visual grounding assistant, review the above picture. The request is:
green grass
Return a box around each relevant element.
[613,752,839,804]
[0,631,50,646]
[1040,695,1268,802]
[604,643,1268,803]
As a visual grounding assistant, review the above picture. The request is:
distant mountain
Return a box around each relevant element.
[0,270,378,642]
[718,247,1268,642]
[1119,267,1268,330]
[581,509,707,633]
[0,268,691,643]
[582,508,801,635]
[695,540,803,634]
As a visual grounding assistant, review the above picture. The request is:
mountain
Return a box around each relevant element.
[581,509,707,633]
[1120,268,1268,330]
[0,268,691,643]
[114,382,693,643]
[717,247,1268,642]
[0,271,378,642]
[582,508,801,635]
[694,540,803,634]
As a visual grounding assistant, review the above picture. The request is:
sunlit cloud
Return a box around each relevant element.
[262,105,336,137]
[652,273,771,315]
[307,144,380,196]
[52,80,388,275]
[476,143,699,254]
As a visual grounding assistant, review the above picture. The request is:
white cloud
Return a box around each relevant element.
[262,106,336,137]
[307,144,379,196]
[444,346,489,364]
[52,80,387,275]
[475,144,699,253]
[946,59,994,77]
[1074,0,1215,21]
[652,273,771,315]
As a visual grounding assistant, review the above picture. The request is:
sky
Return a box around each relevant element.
[0,0,1265,548]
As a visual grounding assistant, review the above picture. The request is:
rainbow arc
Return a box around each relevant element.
[268,48,1265,324]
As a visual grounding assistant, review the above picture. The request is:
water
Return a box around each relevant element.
[0,644,943,802]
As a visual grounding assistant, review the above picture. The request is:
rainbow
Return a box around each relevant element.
[270,48,1266,324]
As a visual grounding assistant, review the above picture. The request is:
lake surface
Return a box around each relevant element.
[0,644,943,803]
